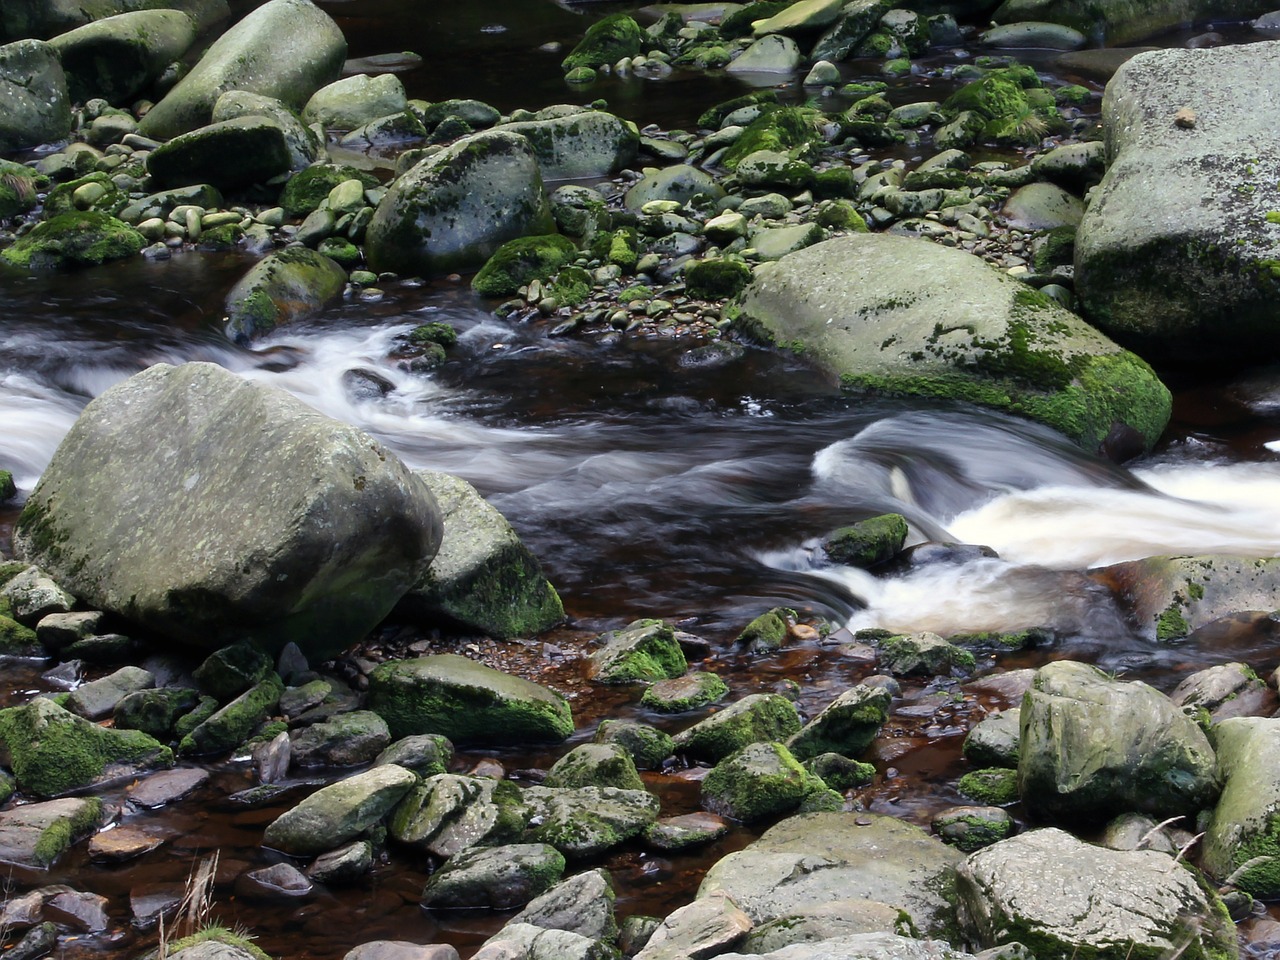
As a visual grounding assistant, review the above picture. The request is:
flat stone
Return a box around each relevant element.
[88,824,166,862]
[0,798,102,868]
[128,767,210,809]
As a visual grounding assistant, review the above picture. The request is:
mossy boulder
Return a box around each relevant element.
[989,0,1267,44]
[878,632,976,676]
[962,710,1021,767]
[222,247,348,343]
[684,258,753,300]
[932,805,1014,852]
[1203,716,1280,896]
[545,743,645,792]
[736,607,792,653]
[0,797,102,868]
[367,654,573,745]
[509,867,618,942]
[1018,660,1220,822]
[48,9,196,104]
[624,164,724,211]
[388,773,528,857]
[0,40,72,152]
[942,66,1063,148]
[674,693,802,763]
[787,684,891,761]
[472,234,578,298]
[365,129,554,277]
[803,753,876,791]
[732,233,1172,455]
[523,785,660,859]
[0,162,39,219]
[178,674,283,755]
[722,107,825,171]
[1,210,144,270]
[303,72,406,131]
[43,172,127,218]
[396,470,563,638]
[422,843,565,910]
[193,641,274,700]
[822,513,908,567]
[593,719,674,770]
[263,763,418,856]
[0,613,41,656]
[280,164,378,219]
[702,741,829,823]
[113,687,202,740]
[641,672,728,713]
[146,116,294,191]
[0,698,173,798]
[138,0,345,140]
[811,0,895,61]
[500,109,639,180]
[211,91,322,172]
[290,710,391,768]
[561,14,643,72]
[590,618,687,684]
[957,767,1019,805]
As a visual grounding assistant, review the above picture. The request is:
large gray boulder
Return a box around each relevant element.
[365,130,555,277]
[508,868,617,942]
[421,843,565,911]
[787,685,890,761]
[138,0,344,140]
[1203,716,1280,896]
[303,73,406,131]
[500,109,639,181]
[1018,660,1219,821]
[14,362,442,660]
[0,40,71,152]
[1,0,226,43]
[698,812,962,935]
[263,763,418,856]
[990,0,1270,44]
[734,233,1171,455]
[222,247,348,344]
[396,471,563,639]
[48,9,196,104]
[1076,42,1280,361]
[956,828,1236,960]
[1095,554,1280,642]
[522,785,660,859]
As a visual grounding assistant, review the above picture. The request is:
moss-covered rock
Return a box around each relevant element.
[146,116,294,191]
[280,164,378,219]
[674,693,802,763]
[0,698,173,798]
[43,172,127,218]
[722,107,825,171]
[523,785,659,859]
[422,842,565,910]
[736,607,793,653]
[957,767,1019,806]
[303,73,407,131]
[1,210,144,270]
[0,40,73,154]
[590,618,687,684]
[178,674,283,756]
[0,163,37,219]
[367,654,573,745]
[291,710,391,768]
[500,109,640,180]
[0,797,102,869]
[193,641,274,700]
[788,684,891,761]
[697,90,779,131]
[561,14,643,72]
[684,258,753,300]
[375,733,453,777]
[222,246,347,344]
[962,710,1021,767]
[932,804,1014,852]
[804,752,876,791]
[878,632,976,676]
[0,613,40,656]
[545,742,645,791]
[942,67,1064,148]
[113,687,202,740]
[593,719,674,770]
[702,741,830,822]
[640,672,728,713]
[823,513,909,567]
[264,762,418,856]
[49,9,197,105]
[472,234,578,298]
[1202,717,1280,896]
[389,773,528,857]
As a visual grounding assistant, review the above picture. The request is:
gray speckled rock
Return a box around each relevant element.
[726,35,801,74]
[14,362,441,661]
[1,0,226,42]
[0,40,71,152]
[501,108,638,180]
[733,233,1170,454]
[138,0,344,139]
[421,843,565,910]
[1203,716,1280,896]
[304,73,406,131]
[48,10,196,104]
[388,773,528,857]
[523,785,660,859]
[508,868,617,941]
[222,247,348,343]
[0,797,102,868]
[264,763,418,856]
[719,932,978,960]
[956,828,1236,960]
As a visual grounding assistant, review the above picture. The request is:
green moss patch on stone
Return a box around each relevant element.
[280,164,378,219]
[2,211,145,271]
[958,766,1019,805]
[178,675,284,756]
[722,107,826,171]
[472,234,578,298]
[591,619,687,684]
[561,14,643,72]
[684,258,753,300]
[823,513,908,567]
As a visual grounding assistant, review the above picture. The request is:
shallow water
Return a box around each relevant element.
[5,3,1280,958]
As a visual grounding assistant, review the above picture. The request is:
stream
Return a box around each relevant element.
[4,0,1280,957]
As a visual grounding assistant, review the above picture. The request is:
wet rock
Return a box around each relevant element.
[48,10,196,105]
[368,654,573,745]
[1170,661,1270,723]
[1100,812,1181,856]
[1000,182,1085,231]
[421,843,565,910]
[699,811,962,934]
[545,743,644,792]
[932,805,1014,852]
[702,742,829,823]
[211,90,322,171]
[1203,716,1280,896]
[345,943,458,960]
[735,607,792,654]
[139,0,345,139]
[146,114,292,191]
[472,235,577,298]
[236,862,313,901]
[739,900,922,953]
[475,922,608,960]
[803,753,875,791]
[877,632,975,676]
[624,164,724,211]
[1018,660,1219,821]
[726,34,801,74]
[641,672,728,712]
[501,109,639,180]
[263,763,418,856]
[674,693,802,763]
[956,828,1235,960]
[635,892,751,960]
[962,710,1021,767]
[593,719,674,770]
[508,867,617,941]
[646,812,731,851]
[222,247,348,344]
[44,889,108,931]
[0,40,71,153]
[0,698,172,798]
[1031,141,1106,190]
[396,471,564,639]
[388,774,527,858]
[178,675,282,756]
[590,619,687,684]
[5,922,57,960]
[114,687,201,739]
[308,839,372,884]
[14,362,442,661]
[1,211,145,271]
[375,734,453,777]
[788,684,891,761]
[281,164,379,219]
[66,665,154,720]
[34,611,101,650]
[194,642,274,700]
[365,130,554,277]
[304,73,407,131]
[0,797,102,867]
[128,767,209,808]
[822,514,908,568]
[523,785,659,859]
[561,13,642,72]
[957,767,1019,806]
[88,823,166,862]
[290,711,391,768]
[979,21,1086,48]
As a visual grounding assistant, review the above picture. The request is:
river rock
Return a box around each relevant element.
[0,40,71,152]
[0,797,102,868]
[822,514,908,567]
[1096,554,1280,642]
[375,734,453,777]
[395,471,563,639]
[1203,716,1280,896]
[979,20,1087,48]
[635,893,752,960]
[726,35,801,74]
[787,684,890,761]
[962,710,1020,767]
[211,91,322,171]
[560,13,643,72]
[222,247,347,343]
[290,711,390,768]
[702,741,830,822]
[1170,662,1270,724]
[698,811,962,934]
[178,674,282,755]
[734,233,1171,455]
[508,868,617,941]
[365,129,554,277]
[1018,660,1219,821]
[421,843,565,910]
[641,671,728,712]
[991,0,1268,44]
[264,763,418,856]
[1000,182,1085,231]
[1,0,226,41]
[545,743,645,792]
[388,773,527,857]
[114,687,201,739]
[1076,42,1280,360]
[624,164,724,210]
[145,116,294,190]
[1,566,74,624]
[523,785,660,859]
[48,10,196,104]
[722,933,979,960]
[65,665,154,720]
[15,362,441,660]
[139,0,345,139]
[811,0,894,62]
[500,108,639,180]
[956,828,1236,960]
[0,698,172,797]
[931,805,1014,852]
[593,719,674,770]
[476,923,606,960]
[367,654,573,744]
[753,0,845,35]
[674,693,802,762]
[589,618,687,684]
[304,73,406,131]
[0,211,145,271]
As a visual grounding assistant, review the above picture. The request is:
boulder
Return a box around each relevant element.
[1095,554,1280,642]
[1,211,144,271]
[1203,716,1280,896]
[624,164,724,210]
[289,710,390,768]
[472,235,578,298]
[1018,660,1219,821]
[725,35,802,74]
[647,812,731,851]
[501,109,639,181]
[752,0,845,35]
[641,672,728,712]
[811,0,894,61]
[0,698,172,797]
[211,91,322,171]
[787,684,890,761]
[421,843,565,910]
[1076,42,1280,360]
[508,868,617,942]
[475,923,608,960]
[48,10,195,104]
[589,619,686,684]
[1171,662,1270,724]
[635,893,752,960]
[178,674,282,755]
[962,710,1021,767]
[65,665,154,720]
[523,785,660,859]
[375,734,453,778]
[145,116,294,191]
[699,811,962,934]
[956,828,1236,960]
[674,693,801,763]
[388,774,528,858]
[193,642,273,699]
[263,763,418,856]
[0,566,74,624]
[702,741,830,822]
[990,0,1271,43]
[0,797,101,868]
[14,362,441,660]
[931,805,1014,852]
[1,0,226,41]
[304,73,406,131]
[544,743,644,792]
[979,20,1087,48]
[222,247,348,343]
[733,233,1171,454]
[114,687,201,739]
[593,719,674,770]
[822,514,908,567]
[560,14,642,72]
[720,933,978,960]
[396,471,563,639]
[877,632,975,676]
[138,0,344,140]
[367,654,573,744]
[1000,182,1085,231]
[0,40,71,152]
[365,130,555,277]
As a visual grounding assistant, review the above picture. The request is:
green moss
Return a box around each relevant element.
[721,107,825,171]
[823,513,908,567]
[178,675,284,756]
[0,614,40,656]
[0,469,12,501]
[280,165,378,219]
[561,14,643,72]
[174,696,219,739]
[1156,604,1190,643]
[934,810,1013,852]
[550,265,592,307]
[957,767,1019,805]
[675,693,802,762]
[720,0,790,37]
[159,926,274,960]
[546,745,644,791]
[408,322,459,348]
[641,672,729,713]
[804,753,876,790]
[697,91,779,131]
[1033,226,1077,273]
[684,258,753,300]
[32,797,102,867]
[737,607,793,653]
[1,211,146,271]
[702,741,828,822]
[472,234,578,297]
[594,719,674,770]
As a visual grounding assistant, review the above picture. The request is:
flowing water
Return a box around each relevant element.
[4,1,1280,956]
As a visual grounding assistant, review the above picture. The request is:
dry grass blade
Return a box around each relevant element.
[159,851,220,960]
[1136,815,1184,851]
[1224,853,1274,887]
